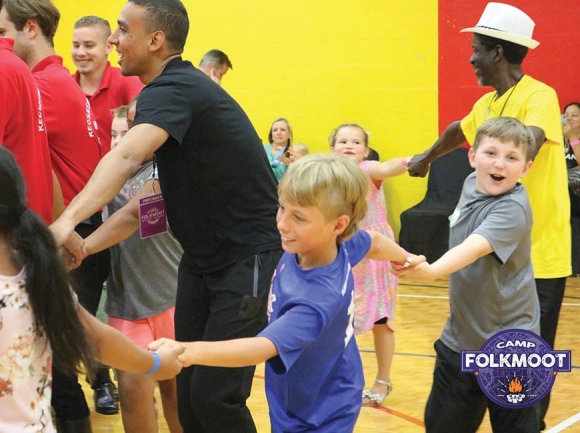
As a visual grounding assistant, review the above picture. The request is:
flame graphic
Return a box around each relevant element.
[508,377,523,393]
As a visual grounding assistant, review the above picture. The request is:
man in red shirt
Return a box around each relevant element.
[0,27,52,224]
[71,15,143,154]
[0,0,116,428]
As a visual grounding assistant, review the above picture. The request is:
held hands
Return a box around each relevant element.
[391,253,426,271]
[393,260,437,282]
[50,216,87,270]
[406,154,430,178]
[147,340,186,381]
[149,338,192,368]
[59,246,78,271]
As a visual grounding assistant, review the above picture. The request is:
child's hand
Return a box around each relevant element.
[147,338,186,379]
[148,337,182,353]
[149,338,193,368]
[390,253,425,271]
[60,246,78,271]
[395,261,437,282]
[408,253,426,267]
[148,343,186,381]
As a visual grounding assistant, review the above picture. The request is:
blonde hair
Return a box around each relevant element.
[268,118,293,146]
[113,105,129,119]
[473,117,535,162]
[278,154,368,242]
[328,123,369,148]
[293,142,309,157]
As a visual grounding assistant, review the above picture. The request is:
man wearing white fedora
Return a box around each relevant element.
[408,2,568,432]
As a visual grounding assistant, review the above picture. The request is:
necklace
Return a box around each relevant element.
[486,74,525,118]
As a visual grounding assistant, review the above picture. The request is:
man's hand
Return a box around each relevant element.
[407,154,431,178]
[65,230,86,265]
[49,214,75,247]
[50,216,86,267]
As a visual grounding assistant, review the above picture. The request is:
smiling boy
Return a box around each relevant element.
[399,117,540,432]
[150,154,424,432]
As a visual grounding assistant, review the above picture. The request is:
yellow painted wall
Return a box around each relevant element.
[53,0,438,237]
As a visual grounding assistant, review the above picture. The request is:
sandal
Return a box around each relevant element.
[362,379,392,406]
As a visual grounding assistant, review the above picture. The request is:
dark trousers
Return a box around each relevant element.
[51,219,110,422]
[424,340,539,433]
[175,248,282,433]
[534,277,566,429]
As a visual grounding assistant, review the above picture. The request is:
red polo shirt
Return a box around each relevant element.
[73,62,143,153]
[0,39,53,223]
[33,55,101,205]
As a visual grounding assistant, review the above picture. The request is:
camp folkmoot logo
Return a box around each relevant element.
[461,329,571,408]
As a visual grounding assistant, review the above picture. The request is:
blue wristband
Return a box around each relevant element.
[144,351,161,376]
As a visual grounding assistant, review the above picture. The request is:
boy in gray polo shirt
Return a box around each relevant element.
[398,117,540,432]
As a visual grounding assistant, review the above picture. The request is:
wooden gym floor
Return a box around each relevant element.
[87,278,580,432]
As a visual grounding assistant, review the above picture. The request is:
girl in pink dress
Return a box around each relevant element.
[330,123,409,406]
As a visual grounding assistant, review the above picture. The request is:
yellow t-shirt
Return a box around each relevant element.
[460,75,571,278]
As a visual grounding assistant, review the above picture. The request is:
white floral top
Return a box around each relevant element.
[0,268,54,432]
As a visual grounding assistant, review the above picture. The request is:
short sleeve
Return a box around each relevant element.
[343,230,372,267]
[134,81,194,145]
[259,303,326,374]
[472,198,531,264]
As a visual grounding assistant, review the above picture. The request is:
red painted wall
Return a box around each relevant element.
[438,0,580,135]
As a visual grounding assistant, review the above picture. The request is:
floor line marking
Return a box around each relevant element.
[397,293,580,307]
[545,411,580,433]
[370,405,425,428]
[398,294,449,299]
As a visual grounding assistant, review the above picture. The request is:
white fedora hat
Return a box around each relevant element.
[460,2,539,49]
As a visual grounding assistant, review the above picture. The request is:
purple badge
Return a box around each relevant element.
[138,193,167,239]
[461,329,571,408]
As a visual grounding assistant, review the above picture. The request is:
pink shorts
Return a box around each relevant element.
[108,307,175,349]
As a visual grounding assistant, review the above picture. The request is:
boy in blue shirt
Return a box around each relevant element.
[151,154,423,432]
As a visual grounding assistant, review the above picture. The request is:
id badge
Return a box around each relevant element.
[138,193,168,239]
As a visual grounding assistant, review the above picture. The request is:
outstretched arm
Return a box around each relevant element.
[397,233,493,281]
[407,121,466,178]
[367,157,410,181]
[50,124,168,257]
[149,337,278,368]
[365,230,425,268]
[84,178,158,255]
[78,305,183,381]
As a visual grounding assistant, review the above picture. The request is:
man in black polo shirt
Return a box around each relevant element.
[51,1,281,432]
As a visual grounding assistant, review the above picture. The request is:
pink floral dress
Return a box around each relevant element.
[0,268,54,432]
[353,161,398,334]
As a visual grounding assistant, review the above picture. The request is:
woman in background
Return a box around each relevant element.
[264,118,293,180]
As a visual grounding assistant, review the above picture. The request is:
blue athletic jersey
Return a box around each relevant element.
[258,230,371,432]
